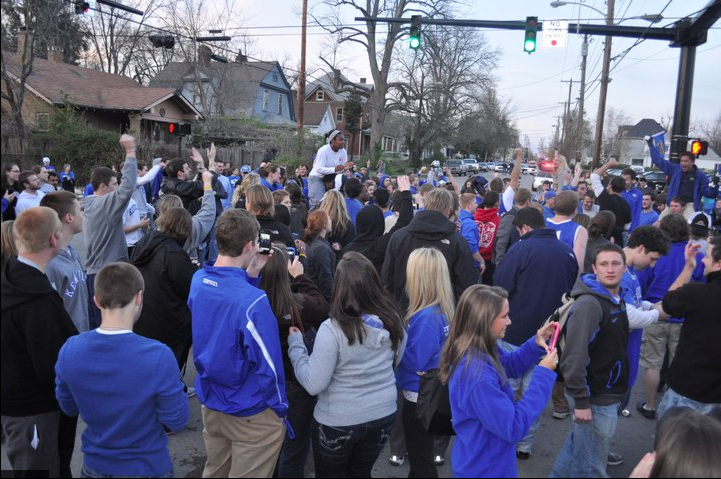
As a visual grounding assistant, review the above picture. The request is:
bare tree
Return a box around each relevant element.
[601,107,632,159]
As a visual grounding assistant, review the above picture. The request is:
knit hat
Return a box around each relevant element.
[688,211,711,237]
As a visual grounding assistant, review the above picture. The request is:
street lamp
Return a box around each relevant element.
[550,0,663,167]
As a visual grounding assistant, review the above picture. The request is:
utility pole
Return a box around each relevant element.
[561,79,578,156]
[296,0,308,135]
[554,115,563,149]
[576,35,588,164]
[592,0,615,169]
[559,101,568,149]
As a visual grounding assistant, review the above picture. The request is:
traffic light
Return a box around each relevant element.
[168,123,191,136]
[168,123,179,135]
[74,1,90,14]
[149,35,175,49]
[690,139,708,156]
[524,16,538,54]
[409,15,422,50]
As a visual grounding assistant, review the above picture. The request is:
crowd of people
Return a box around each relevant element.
[1,130,720,479]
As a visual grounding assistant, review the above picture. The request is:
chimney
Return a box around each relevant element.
[197,45,212,68]
[235,50,247,63]
[332,68,341,90]
[17,27,33,56]
[47,48,64,63]
[359,78,366,84]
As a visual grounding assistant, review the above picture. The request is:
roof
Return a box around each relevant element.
[296,102,333,127]
[2,51,199,114]
[622,119,666,139]
[306,71,373,102]
[149,60,287,118]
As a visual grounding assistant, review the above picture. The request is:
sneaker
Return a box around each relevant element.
[388,455,405,467]
[516,450,531,460]
[433,455,445,466]
[607,451,624,466]
[636,401,656,420]
[553,409,571,419]
[186,386,196,398]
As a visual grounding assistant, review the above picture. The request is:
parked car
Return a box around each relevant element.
[494,163,506,173]
[462,158,480,174]
[478,162,490,172]
[631,165,645,175]
[521,163,537,175]
[643,171,668,192]
[533,172,554,191]
[445,159,466,175]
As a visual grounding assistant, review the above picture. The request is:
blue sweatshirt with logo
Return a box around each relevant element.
[189,265,288,418]
[396,306,449,393]
[450,337,555,478]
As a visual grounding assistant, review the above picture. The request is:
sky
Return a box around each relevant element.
[229,0,720,152]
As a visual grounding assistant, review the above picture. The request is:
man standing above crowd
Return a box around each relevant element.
[84,134,139,329]
[1,207,78,478]
[308,130,351,209]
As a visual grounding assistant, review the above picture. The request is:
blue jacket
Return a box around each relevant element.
[494,229,578,346]
[621,187,644,230]
[261,178,282,192]
[396,306,449,393]
[459,210,480,266]
[189,265,288,418]
[649,143,716,211]
[450,337,555,478]
[642,241,705,323]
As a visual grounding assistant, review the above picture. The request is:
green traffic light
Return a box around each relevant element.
[524,39,536,53]
[410,36,421,49]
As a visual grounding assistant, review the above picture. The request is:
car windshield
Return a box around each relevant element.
[537,172,552,178]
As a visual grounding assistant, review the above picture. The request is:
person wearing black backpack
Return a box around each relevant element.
[550,243,630,478]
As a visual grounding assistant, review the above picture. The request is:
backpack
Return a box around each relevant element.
[542,293,576,356]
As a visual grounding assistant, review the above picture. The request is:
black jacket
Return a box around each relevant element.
[306,237,336,303]
[1,181,22,221]
[327,219,356,261]
[342,190,413,274]
[257,215,294,247]
[382,209,479,308]
[131,230,196,346]
[161,177,204,215]
[597,191,631,246]
[1,257,78,416]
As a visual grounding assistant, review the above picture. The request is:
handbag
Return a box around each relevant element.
[415,368,456,436]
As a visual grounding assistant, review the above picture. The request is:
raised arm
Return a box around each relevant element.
[591,159,618,197]
[509,148,523,192]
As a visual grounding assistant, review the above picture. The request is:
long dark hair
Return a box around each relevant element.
[259,242,300,324]
[330,252,405,352]
[587,210,616,240]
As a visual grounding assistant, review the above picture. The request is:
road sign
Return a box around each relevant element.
[542,20,568,48]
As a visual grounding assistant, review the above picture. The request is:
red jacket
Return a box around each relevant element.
[474,207,500,261]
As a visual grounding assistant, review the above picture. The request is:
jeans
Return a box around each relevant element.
[402,399,437,478]
[276,380,316,478]
[549,396,620,478]
[81,464,174,478]
[312,413,396,478]
[657,387,721,418]
[497,340,539,453]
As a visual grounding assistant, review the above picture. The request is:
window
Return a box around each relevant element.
[36,112,50,131]
[316,90,324,101]
[262,90,269,112]
[336,107,343,122]
[272,73,278,83]
[277,95,283,115]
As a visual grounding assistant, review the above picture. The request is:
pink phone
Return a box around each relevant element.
[548,323,561,352]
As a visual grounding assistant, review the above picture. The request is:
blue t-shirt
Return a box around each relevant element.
[345,198,363,226]
[638,209,659,227]
[622,187,644,231]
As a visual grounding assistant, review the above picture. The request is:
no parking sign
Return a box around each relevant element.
[542,20,568,48]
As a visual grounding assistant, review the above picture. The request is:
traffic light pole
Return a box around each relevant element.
[358,2,721,164]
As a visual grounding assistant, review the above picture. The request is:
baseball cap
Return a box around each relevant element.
[544,190,557,201]
[241,165,251,174]
[688,211,711,237]
[42,157,51,164]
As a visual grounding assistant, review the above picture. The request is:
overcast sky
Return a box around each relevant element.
[231,0,719,151]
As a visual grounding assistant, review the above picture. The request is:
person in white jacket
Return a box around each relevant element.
[308,130,349,209]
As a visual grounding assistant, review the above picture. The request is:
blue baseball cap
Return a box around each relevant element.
[241,165,251,174]
[544,190,557,200]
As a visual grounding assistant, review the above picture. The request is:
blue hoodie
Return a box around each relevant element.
[450,337,555,478]
[396,306,449,393]
[189,265,288,418]
[459,209,480,266]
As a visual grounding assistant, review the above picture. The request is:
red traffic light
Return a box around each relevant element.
[690,139,708,156]
[168,123,177,134]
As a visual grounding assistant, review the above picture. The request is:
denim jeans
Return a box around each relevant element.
[657,387,721,418]
[276,380,317,478]
[312,413,396,478]
[549,396,620,478]
[497,340,540,453]
[81,464,174,478]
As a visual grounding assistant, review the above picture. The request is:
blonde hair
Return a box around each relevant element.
[439,285,509,385]
[406,248,455,325]
[246,184,274,217]
[319,189,350,236]
[156,194,182,218]
[272,189,290,204]
[13,207,61,254]
[232,172,260,207]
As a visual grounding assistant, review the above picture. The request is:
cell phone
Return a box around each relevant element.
[259,230,272,255]
[548,322,561,352]
[286,246,296,262]
[292,232,300,241]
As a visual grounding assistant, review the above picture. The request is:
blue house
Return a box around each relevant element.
[149,47,295,126]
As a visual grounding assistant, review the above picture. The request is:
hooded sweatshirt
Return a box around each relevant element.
[131,230,196,347]
[561,274,629,409]
[288,314,406,427]
[474,207,500,261]
[383,210,478,308]
[46,245,89,332]
[1,257,78,416]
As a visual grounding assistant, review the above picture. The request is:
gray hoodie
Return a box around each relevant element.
[46,245,89,332]
[288,314,406,427]
[83,157,137,274]
[185,190,216,260]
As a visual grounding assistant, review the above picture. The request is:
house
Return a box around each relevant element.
[303,70,404,157]
[616,118,665,167]
[149,47,295,126]
[299,102,336,135]
[1,38,202,146]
